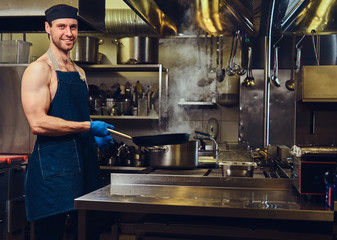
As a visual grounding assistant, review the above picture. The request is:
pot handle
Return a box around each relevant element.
[195,130,211,138]
[146,145,169,152]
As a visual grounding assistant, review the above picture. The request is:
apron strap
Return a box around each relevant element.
[73,63,88,89]
[47,48,88,88]
[47,48,60,71]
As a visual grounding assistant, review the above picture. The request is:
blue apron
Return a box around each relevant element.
[25,49,103,222]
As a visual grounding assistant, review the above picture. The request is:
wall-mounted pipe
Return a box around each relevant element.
[105,9,158,37]
[80,9,158,37]
[263,0,276,148]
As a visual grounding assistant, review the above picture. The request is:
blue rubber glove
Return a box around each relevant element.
[89,121,114,137]
[94,135,114,150]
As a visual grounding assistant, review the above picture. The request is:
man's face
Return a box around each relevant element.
[45,18,78,52]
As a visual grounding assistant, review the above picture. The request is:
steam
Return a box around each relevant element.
[161,37,216,134]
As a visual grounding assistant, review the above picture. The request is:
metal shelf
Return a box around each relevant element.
[81,64,167,72]
[90,115,159,120]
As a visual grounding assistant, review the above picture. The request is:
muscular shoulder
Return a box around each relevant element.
[22,58,53,86]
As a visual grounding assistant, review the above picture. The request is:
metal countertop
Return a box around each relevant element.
[75,174,333,222]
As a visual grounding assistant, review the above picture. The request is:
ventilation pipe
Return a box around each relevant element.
[81,9,159,37]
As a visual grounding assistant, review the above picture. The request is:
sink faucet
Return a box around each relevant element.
[194,130,219,165]
[210,137,219,165]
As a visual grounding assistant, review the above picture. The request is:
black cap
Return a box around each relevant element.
[45,4,78,22]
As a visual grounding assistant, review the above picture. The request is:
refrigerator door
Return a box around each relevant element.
[0,65,36,154]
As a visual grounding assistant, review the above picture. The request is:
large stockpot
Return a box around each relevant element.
[70,36,102,63]
[117,36,159,64]
[147,141,198,169]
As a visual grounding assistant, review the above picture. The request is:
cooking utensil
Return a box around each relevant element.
[242,46,254,87]
[234,36,246,76]
[295,35,305,72]
[216,36,225,82]
[271,46,280,87]
[197,34,214,87]
[147,141,198,169]
[311,30,319,65]
[285,37,301,91]
[247,47,255,87]
[108,129,190,146]
[207,35,217,83]
[226,32,237,76]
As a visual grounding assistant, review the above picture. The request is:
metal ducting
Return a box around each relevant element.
[122,0,178,37]
[274,0,337,35]
[105,9,159,37]
[0,0,105,32]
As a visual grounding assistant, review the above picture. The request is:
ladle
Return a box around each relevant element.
[242,46,253,87]
[235,36,246,76]
[226,32,237,76]
[311,30,319,65]
[207,35,217,81]
[247,47,255,87]
[197,34,213,87]
[286,35,304,91]
[216,35,225,82]
[271,46,280,87]
[295,35,305,72]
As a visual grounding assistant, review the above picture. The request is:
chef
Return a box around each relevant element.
[21,4,114,240]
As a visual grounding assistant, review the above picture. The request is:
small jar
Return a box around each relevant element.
[132,107,138,116]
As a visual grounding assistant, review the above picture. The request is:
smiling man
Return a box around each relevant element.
[21,4,114,240]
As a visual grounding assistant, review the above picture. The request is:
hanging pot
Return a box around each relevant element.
[117,36,159,64]
[70,36,103,63]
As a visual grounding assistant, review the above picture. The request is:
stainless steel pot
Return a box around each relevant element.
[117,36,159,64]
[147,141,198,169]
[70,36,102,63]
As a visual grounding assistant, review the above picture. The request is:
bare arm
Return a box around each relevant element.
[21,61,90,136]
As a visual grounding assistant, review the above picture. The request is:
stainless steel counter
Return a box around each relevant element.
[75,173,336,239]
[75,174,332,222]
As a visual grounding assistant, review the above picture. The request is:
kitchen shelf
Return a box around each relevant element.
[81,64,168,72]
[90,115,159,120]
[84,64,169,123]
[178,98,217,107]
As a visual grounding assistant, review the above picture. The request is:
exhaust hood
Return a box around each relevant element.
[123,0,273,37]
[277,0,337,35]
[0,0,105,32]
[123,0,337,37]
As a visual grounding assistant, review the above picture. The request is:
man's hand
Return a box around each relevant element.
[94,135,114,150]
[89,121,114,137]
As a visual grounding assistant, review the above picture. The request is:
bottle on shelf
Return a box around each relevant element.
[138,92,148,116]
[117,84,132,115]
[118,84,126,101]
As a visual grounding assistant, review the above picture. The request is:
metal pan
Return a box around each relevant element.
[108,129,190,146]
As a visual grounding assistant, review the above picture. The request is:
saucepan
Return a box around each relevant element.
[108,129,190,146]
[147,141,199,169]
